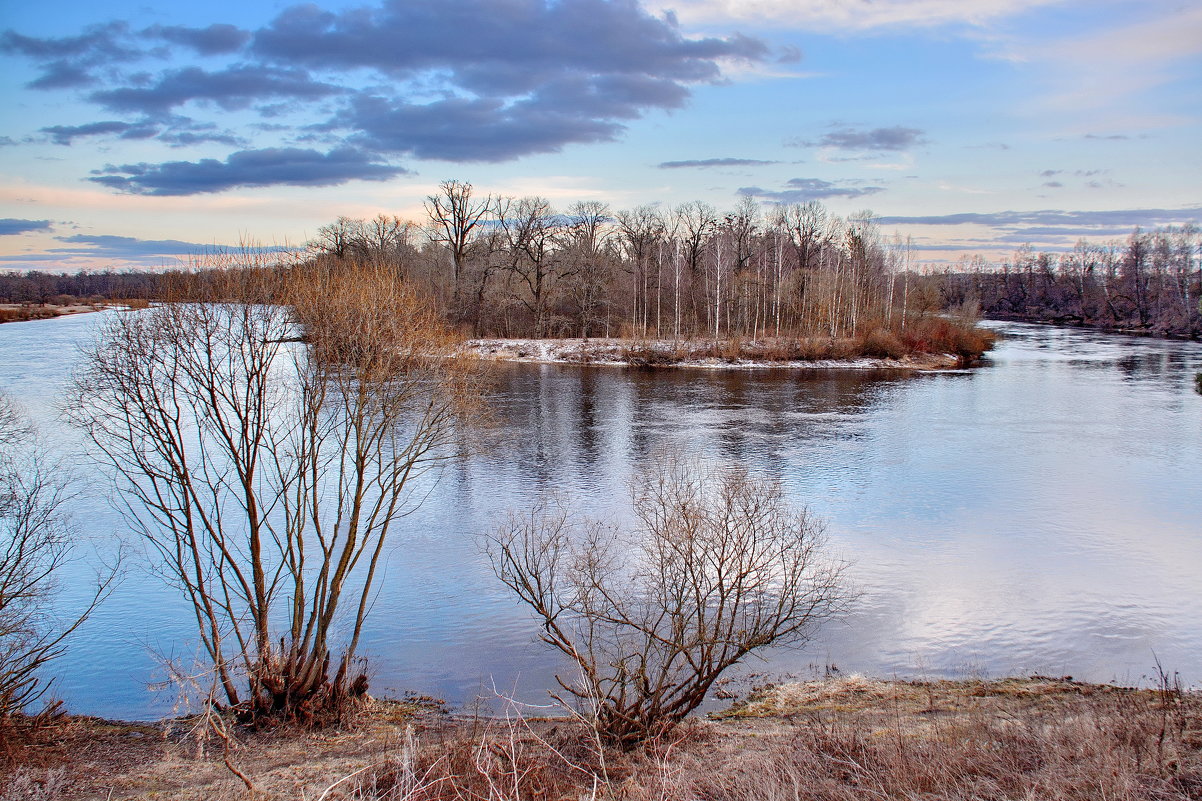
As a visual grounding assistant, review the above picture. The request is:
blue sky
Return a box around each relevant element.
[1,0,1199,270]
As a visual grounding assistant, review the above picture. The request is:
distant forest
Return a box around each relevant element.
[2,182,1198,340]
[941,227,1201,339]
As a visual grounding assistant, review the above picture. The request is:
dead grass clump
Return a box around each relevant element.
[0,307,57,324]
[858,328,909,360]
[325,684,1202,800]
[621,343,677,367]
[902,318,998,364]
[342,719,613,801]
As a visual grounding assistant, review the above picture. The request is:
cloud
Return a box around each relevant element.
[88,146,407,195]
[259,0,766,162]
[341,70,700,161]
[739,177,885,204]
[1,22,143,88]
[877,207,1202,229]
[644,0,1063,31]
[25,61,97,89]
[988,4,1202,118]
[42,120,159,145]
[794,125,926,152]
[48,234,289,259]
[3,0,769,189]
[49,234,221,257]
[252,0,765,88]
[143,24,250,55]
[91,65,343,115]
[0,219,52,236]
[658,157,779,168]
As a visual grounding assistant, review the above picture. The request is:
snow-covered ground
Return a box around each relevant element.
[462,338,960,370]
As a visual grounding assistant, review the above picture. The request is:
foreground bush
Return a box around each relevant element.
[69,258,484,723]
[487,457,847,748]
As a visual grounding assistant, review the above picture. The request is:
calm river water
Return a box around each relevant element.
[1,312,1200,720]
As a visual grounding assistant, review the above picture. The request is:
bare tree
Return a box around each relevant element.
[616,205,665,337]
[561,201,613,338]
[69,257,484,720]
[487,457,846,747]
[425,180,493,288]
[0,393,111,721]
[496,196,564,337]
[310,216,362,260]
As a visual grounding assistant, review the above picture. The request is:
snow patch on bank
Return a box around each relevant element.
[463,338,960,371]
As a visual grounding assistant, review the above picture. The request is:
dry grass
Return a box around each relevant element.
[0,306,59,324]
[8,678,1197,800]
[617,319,993,367]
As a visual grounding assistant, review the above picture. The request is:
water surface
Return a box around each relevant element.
[1,313,1199,719]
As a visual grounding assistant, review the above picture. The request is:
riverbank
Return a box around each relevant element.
[6,676,1199,800]
[465,337,966,370]
[0,302,135,324]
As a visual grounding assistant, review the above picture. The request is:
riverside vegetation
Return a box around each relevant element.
[5,676,1201,800]
[0,188,1001,364]
[0,195,1197,797]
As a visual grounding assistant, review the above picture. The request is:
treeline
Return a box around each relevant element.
[309,183,943,345]
[936,227,1201,339]
[0,268,163,304]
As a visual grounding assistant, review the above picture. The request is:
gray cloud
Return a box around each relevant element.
[48,234,290,259]
[1042,181,1063,188]
[795,125,926,152]
[0,219,52,236]
[91,65,342,115]
[50,234,223,257]
[0,234,293,268]
[0,22,134,60]
[88,146,406,195]
[341,72,693,161]
[41,117,242,147]
[158,129,246,148]
[4,0,768,188]
[143,24,250,55]
[342,93,617,162]
[252,0,765,89]
[1,22,142,88]
[272,0,765,161]
[739,177,885,204]
[658,157,779,169]
[26,61,96,89]
[42,120,159,145]
[875,208,1202,228]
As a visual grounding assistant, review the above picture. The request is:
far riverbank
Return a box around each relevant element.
[465,336,967,370]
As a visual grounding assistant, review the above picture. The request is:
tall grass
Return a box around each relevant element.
[329,681,1200,801]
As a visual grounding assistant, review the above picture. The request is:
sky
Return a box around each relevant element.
[0,0,1199,271]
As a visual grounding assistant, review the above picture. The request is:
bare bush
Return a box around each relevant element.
[69,256,485,721]
[487,457,847,747]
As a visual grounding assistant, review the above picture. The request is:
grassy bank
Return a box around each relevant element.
[5,676,1198,800]
[469,319,997,371]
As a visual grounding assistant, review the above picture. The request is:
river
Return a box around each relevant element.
[1,312,1200,720]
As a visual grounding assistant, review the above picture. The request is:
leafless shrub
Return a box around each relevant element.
[68,254,486,722]
[486,456,847,748]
